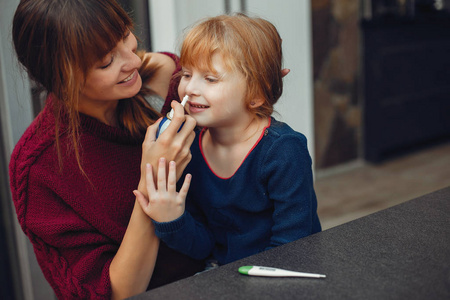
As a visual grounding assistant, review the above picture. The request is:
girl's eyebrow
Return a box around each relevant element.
[181,63,223,76]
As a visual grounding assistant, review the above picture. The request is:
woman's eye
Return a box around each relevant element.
[205,77,218,83]
[100,56,114,69]
[123,30,131,40]
[182,73,191,79]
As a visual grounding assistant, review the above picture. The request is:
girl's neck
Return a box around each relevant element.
[206,116,268,147]
[201,116,269,178]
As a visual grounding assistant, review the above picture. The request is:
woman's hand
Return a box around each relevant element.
[142,52,177,99]
[135,158,190,222]
[140,100,196,193]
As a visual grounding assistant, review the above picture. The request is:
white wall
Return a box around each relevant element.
[246,0,314,158]
[149,0,315,162]
[149,0,226,52]
[0,1,33,151]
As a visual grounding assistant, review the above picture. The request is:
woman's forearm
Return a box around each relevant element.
[109,199,159,300]
[109,104,196,299]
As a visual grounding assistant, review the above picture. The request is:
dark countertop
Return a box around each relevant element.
[131,186,450,299]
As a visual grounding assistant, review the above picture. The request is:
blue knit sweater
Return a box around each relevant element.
[153,118,321,265]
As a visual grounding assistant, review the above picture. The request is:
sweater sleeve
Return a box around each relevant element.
[152,205,215,261]
[24,166,116,299]
[9,148,116,299]
[262,133,320,249]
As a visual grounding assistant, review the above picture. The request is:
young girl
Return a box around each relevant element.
[9,0,203,299]
[136,13,321,266]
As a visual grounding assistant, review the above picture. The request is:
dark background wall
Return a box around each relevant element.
[311,0,450,169]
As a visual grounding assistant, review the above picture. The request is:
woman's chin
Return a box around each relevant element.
[126,76,143,98]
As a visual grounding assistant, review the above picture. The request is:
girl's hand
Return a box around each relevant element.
[140,101,196,191]
[134,158,191,223]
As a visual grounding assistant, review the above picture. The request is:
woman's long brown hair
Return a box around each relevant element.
[13,0,161,175]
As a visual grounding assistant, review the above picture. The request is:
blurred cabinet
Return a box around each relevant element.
[362,17,450,162]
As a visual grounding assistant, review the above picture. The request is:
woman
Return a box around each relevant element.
[9,0,203,299]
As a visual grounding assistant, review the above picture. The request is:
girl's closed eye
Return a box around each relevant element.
[205,76,218,83]
[181,71,192,79]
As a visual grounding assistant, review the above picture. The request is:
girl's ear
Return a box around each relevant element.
[249,98,264,108]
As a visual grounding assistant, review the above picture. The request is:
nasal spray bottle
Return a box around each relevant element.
[156,95,189,138]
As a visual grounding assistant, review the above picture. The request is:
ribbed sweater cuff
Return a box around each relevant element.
[152,212,186,234]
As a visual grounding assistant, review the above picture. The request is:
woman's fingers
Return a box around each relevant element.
[144,117,162,145]
[178,114,196,135]
[140,106,196,184]
[173,115,196,180]
[140,118,162,187]
[158,102,196,144]
[160,101,185,137]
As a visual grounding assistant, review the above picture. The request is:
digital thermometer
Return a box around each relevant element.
[238,266,326,278]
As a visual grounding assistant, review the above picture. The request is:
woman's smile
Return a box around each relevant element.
[118,69,139,86]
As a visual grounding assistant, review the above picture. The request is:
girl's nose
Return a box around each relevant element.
[184,77,200,97]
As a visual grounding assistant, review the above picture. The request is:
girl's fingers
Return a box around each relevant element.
[145,163,156,195]
[167,161,177,193]
[178,174,192,200]
[157,157,167,191]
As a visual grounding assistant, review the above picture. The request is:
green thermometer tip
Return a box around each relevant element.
[238,266,253,275]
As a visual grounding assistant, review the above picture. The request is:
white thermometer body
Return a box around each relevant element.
[239,266,326,279]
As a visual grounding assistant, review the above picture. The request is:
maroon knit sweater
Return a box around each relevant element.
[9,53,203,299]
